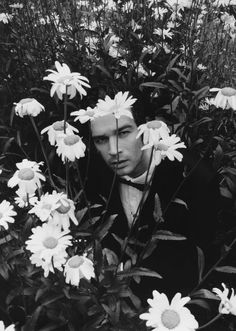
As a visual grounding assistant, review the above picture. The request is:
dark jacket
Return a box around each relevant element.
[86,150,221,302]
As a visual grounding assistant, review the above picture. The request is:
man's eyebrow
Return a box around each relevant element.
[117,124,133,131]
[92,124,134,139]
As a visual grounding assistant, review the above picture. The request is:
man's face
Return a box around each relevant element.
[90,114,148,178]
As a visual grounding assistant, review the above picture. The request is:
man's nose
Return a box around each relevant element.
[108,137,121,156]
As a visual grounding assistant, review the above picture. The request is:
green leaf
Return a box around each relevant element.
[197,246,205,282]
[191,289,218,300]
[117,267,162,279]
[22,306,44,331]
[93,214,117,241]
[139,82,166,90]
[215,266,236,273]
[188,299,211,310]
[152,230,186,241]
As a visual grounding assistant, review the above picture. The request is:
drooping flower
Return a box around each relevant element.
[212,0,236,6]
[29,191,62,222]
[9,3,24,9]
[25,223,72,263]
[210,87,236,110]
[0,13,13,24]
[140,290,199,331]
[30,250,68,277]
[71,106,99,124]
[56,133,86,163]
[213,283,236,315]
[137,120,170,145]
[14,98,45,117]
[0,321,15,331]
[0,200,16,230]
[96,91,136,119]
[64,255,95,286]
[154,28,173,40]
[14,189,38,208]
[41,120,79,146]
[8,159,45,195]
[50,193,78,230]
[43,61,91,100]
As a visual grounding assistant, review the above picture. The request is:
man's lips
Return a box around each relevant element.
[110,160,127,167]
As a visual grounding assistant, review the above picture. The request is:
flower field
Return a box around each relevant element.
[0,0,236,330]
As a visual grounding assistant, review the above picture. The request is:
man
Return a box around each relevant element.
[85,92,220,302]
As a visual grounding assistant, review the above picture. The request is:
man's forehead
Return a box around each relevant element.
[90,114,137,136]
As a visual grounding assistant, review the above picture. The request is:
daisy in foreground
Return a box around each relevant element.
[64,255,95,286]
[139,122,186,164]
[0,200,16,230]
[14,98,45,117]
[213,283,236,315]
[210,87,236,111]
[41,120,79,146]
[71,106,98,124]
[56,133,86,162]
[25,223,72,263]
[8,159,45,195]
[140,290,198,331]
[96,91,137,119]
[43,61,91,100]
[0,321,15,331]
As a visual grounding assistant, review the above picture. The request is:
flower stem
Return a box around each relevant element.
[75,162,92,221]
[65,160,69,197]
[197,313,221,330]
[29,116,56,189]
[64,88,68,133]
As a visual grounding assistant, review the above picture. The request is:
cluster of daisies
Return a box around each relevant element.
[140,283,236,331]
[2,158,95,285]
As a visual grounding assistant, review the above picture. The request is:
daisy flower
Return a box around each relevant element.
[0,321,15,331]
[43,61,91,100]
[64,255,95,286]
[0,200,16,230]
[56,133,86,163]
[30,250,68,277]
[50,193,78,230]
[140,290,198,331]
[8,159,45,195]
[14,189,38,208]
[210,87,236,110]
[96,91,136,119]
[213,283,236,315]
[14,98,45,117]
[29,191,62,222]
[25,223,72,263]
[137,120,170,145]
[41,120,79,146]
[143,134,186,164]
[71,106,98,124]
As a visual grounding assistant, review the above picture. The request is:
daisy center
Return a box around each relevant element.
[64,135,80,146]
[53,121,67,131]
[56,202,70,214]
[19,98,34,105]
[147,120,162,129]
[157,143,169,151]
[68,255,84,268]
[43,237,58,249]
[58,75,73,84]
[18,168,35,180]
[161,309,180,329]
[221,87,236,97]
[42,203,52,210]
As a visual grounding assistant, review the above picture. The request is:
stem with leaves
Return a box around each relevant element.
[29,116,56,189]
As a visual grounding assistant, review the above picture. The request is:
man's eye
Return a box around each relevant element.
[94,137,107,145]
[118,131,130,137]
